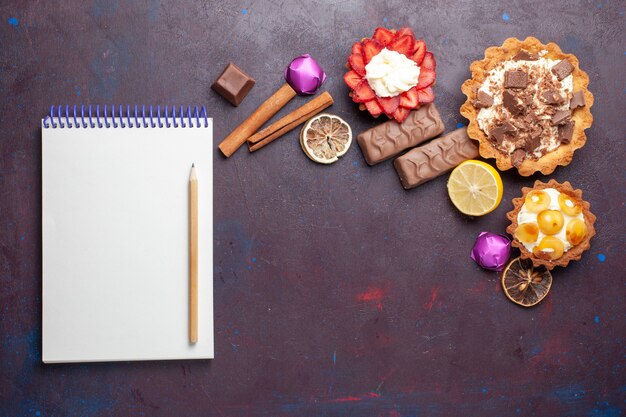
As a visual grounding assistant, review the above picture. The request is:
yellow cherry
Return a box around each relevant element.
[524,190,551,213]
[533,236,565,260]
[515,223,539,244]
[566,218,587,246]
[558,193,582,216]
[537,210,564,235]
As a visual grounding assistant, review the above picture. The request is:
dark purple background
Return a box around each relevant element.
[1,0,624,416]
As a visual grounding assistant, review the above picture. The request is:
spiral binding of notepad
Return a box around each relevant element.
[43,105,209,128]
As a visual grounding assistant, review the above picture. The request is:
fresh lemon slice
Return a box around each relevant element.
[300,113,352,164]
[447,160,503,216]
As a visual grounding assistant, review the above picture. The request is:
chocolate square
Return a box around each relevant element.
[551,59,574,81]
[212,63,255,106]
[473,90,494,108]
[489,121,516,145]
[526,126,543,150]
[504,70,528,89]
[540,89,565,105]
[512,50,538,61]
[551,110,571,126]
[558,120,575,144]
[503,90,524,116]
[511,149,526,167]
[569,90,586,109]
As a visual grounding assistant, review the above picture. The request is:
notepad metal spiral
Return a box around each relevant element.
[43,105,209,128]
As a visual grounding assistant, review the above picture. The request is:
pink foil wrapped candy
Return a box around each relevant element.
[284,54,326,95]
[470,232,511,271]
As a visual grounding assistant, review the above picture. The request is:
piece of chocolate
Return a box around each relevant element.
[511,149,526,167]
[473,90,494,108]
[526,125,543,150]
[558,120,575,144]
[211,63,255,106]
[551,109,571,126]
[393,127,479,189]
[540,89,565,105]
[504,70,528,89]
[489,121,516,145]
[551,59,574,81]
[503,90,524,116]
[569,90,586,109]
[512,50,538,61]
[357,104,445,166]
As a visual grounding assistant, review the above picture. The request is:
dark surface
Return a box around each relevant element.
[1,1,625,416]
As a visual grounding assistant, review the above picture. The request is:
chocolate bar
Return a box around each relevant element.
[356,104,444,165]
[394,127,479,189]
[211,62,255,106]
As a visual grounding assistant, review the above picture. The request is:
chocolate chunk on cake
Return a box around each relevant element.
[551,59,574,81]
[504,70,529,89]
[558,121,575,144]
[503,90,525,116]
[551,109,571,126]
[569,91,586,109]
[512,50,538,61]
[490,121,516,145]
[511,149,526,167]
[540,89,565,105]
[473,90,494,108]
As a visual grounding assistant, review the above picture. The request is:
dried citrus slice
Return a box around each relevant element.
[501,257,552,307]
[447,160,503,216]
[300,113,352,164]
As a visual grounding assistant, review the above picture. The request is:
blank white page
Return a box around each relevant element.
[42,118,213,363]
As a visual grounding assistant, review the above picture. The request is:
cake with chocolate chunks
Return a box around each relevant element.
[460,37,593,176]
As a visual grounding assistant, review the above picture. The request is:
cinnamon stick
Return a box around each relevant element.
[247,92,334,152]
[218,83,297,157]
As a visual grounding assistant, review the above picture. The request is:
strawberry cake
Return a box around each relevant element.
[343,27,437,123]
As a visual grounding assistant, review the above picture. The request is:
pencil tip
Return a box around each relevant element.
[192,163,195,167]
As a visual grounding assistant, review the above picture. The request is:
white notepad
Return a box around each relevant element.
[42,107,213,363]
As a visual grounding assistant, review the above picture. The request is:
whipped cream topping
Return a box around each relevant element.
[365,48,420,98]
[477,52,573,158]
[517,188,584,253]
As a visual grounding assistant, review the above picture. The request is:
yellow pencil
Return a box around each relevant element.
[189,163,198,344]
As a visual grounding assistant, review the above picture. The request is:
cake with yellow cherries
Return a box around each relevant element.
[506,179,596,270]
[460,37,593,176]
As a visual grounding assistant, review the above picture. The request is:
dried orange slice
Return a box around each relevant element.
[300,113,352,164]
[501,257,552,307]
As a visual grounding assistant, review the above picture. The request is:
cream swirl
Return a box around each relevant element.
[364,48,420,98]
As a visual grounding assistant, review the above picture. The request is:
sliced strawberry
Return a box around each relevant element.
[349,53,366,76]
[352,41,363,56]
[393,107,411,123]
[410,40,426,64]
[364,99,384,117]
[352,81,376,103]
[395,27,415,40]
[416,68,436,89]
[344,70,363,89]
[363,39,383,63]
[376,96,400,115]
[390,35,414,56]
[399,87,419,108]
[373,27,394,46]
[417,87,435,104]
[421,52,436,71]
